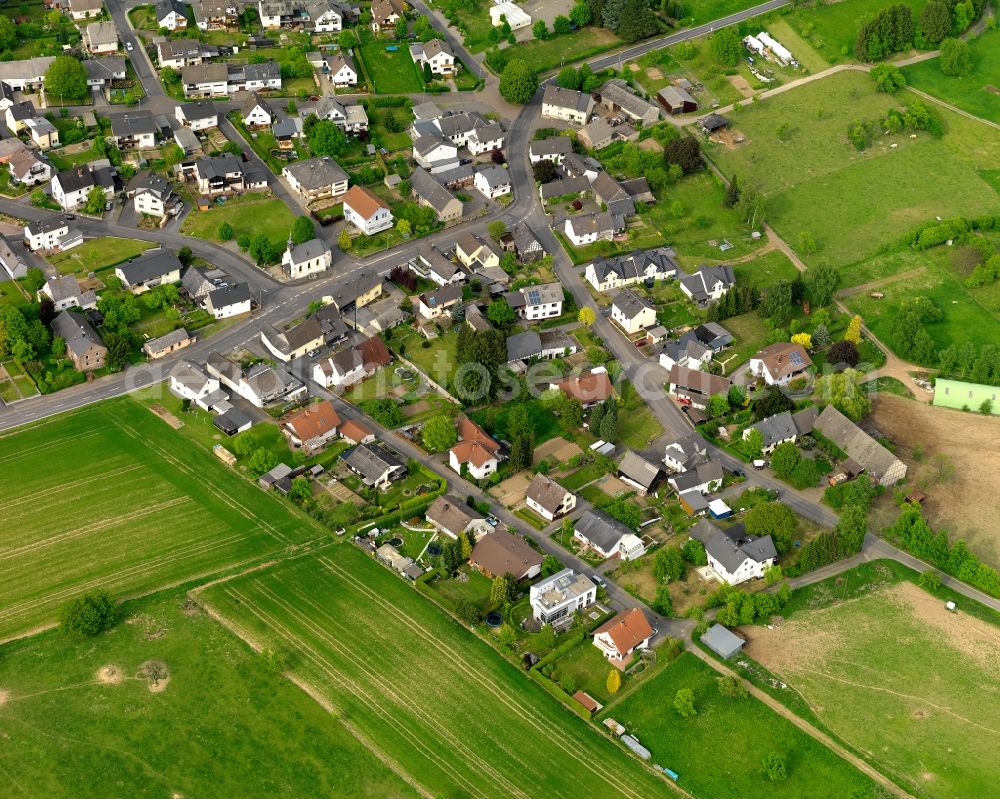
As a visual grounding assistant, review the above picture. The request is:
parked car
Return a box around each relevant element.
[591,574,607,589]
[485,515,499,527]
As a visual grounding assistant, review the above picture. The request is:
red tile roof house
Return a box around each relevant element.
[283,400,341,453]
[549,369,614,408]
[339,418,375,445]
[592,608,655,669]
[448,416,502,480]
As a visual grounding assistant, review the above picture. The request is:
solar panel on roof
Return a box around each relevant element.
[789,352,804,365]
[527,289,541,304]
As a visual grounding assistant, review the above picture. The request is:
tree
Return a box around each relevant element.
[338,228,353,251]
[805,262,840,308]
[921,0,952,43]
[557,65,581,89]
[707,393,730,418]
[577,306,596,327]
[491,572,517,605]
[103,331,132,371]
[532,158,558,183]
[291,215,315,245]
[60,590,118,637]
[814,368,871,420]
[487,298,517,328]
[761,281,792,326]
[422,61,433,82]
[653,546,685,583]
[939,38,972,76]
[394,16,407,38]
[553,14,572,34]
[498,623,518,652]
[248,232,277,265]
[663,136,704,174]
[871,63,906,93]
[0,16,17,51]
[308,119,348,157]
[45,55,88,102]
[499,59,538,104]
[769,441,800,478]
[177,246,194,267]
[83,185,106,215]
[717,676,748,698]
[532,19,548,38]
[456,599,481,625]
[827,339,859,368]
[616,0,656,42]
[569,1,592,27]
[247,447,278,477]
[507,404,535,471]
[741,427,764,459]
[724,174,740,208]
[362,397,405,427]
[218,221,234,240]
[791,332,812,351]
[606,668,622,694]
[651,585,673,615]
[762,752,787,781]
[541,554,563,577]
[674,688,696,718]
[288,476,312,502]
[709,27,742,66]
[487,220,507,241]
[844,314,862,345]
[744,501,796,553]
[232,432,257,457]
[422,413,458,452]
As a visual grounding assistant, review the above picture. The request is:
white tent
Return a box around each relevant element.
[742,34,766,57]
[758,31,795,65]
[490,1,531,29]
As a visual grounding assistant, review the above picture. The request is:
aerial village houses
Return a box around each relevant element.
[574,509,646,562]
[592,608,656,668]
[311,335,392,388]
[110,111,158,149]
[529,569,597,625]
[549,369,614,408]
[611,289,656,334]
[326,52,358,87]
[23,218,82,252]
[449,417,502,480]
[342,185,393,235]
[143,328,193,360]
[281,237,332,279]
[689,518,778,585]
[749,342,813,386]
[83,21,119,55]
[505,282,563,322]
[283,156,349,201]
[410,39,456,76]
[425,496,491,541]
[156,0,189,29]
[282,400,341,453]
[204,283,252,319]
[678,265,735,305]
[813,405,907,486]
[52,311,106,371]
[241,92,274,128]
[68,0,103,20]
[38,274,97,312]
[470,529,543,581]
[585,247,678,292]
[116,250,183,295]
[541,85,594,125]
[128,172,182,220]
[342,441,407,488]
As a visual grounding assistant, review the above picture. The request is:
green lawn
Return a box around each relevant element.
[606,652,880,799]
[0,398,322,641]
[558,461,608,491]
[780,0,926,65]
[388,327,460,387]
[710,71,1000,269]
[0,281,30,309]
[427,563,496,612]
[0,591,419,798]
[617,380,663,449]
[839,246,1000,354]
[902,28,1000,125]
[127,4,157,29]
[500,26,624,75]
[356,36,423,94]
[549,638,622,705]
[740,566,1000,799]
[180,192,298,249]
[430,0,494,53]
[717,310,771,375]
[680,0,775,26]
[48,238,155,275]
[468,397,566,445]
[202,548,677,798]
[732,248,800,289]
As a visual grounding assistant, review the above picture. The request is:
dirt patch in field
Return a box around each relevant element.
[597,475,631,497]
[532,436,583,465]
[728,74,754,97]
[870,394,1000,567]
[644,67,662,79]
[148,404,184,430]
[95,665,124,684]
[744,612,849,675]
[0,689,8,707]
[491,472,531,508]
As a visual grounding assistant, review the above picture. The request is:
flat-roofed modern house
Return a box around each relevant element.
[529,568,596,624]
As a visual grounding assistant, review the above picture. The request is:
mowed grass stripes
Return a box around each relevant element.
[0,397,321,640]
[202,548,676,799]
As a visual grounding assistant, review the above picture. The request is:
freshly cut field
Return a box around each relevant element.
[746,579,1000,799]
[0,592,418,798]
[0,398,318,641]
[902,29,1000,125]
[48,237,154,275]
[607,652,879,799]
[201,548,676,799]
[710,71,1000,268]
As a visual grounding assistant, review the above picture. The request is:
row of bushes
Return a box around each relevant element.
[903,214,1000,251]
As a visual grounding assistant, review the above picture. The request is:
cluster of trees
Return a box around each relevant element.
[796,493,870,572]
[814,368,872,421]
[361,397,405,428]
[604,139,684,194]
[937,341,1000,387]
[744,501,796,554]
[556,62,605,93]
[454,325,507,401]
[237,231,283,265]
[45,55,89,102]
[886,502,1000,597]
[707,580,791,626]
[704,383,747,420]
[662,137,704,174]
[0,303,51,364]
[279,47,315,79]
[304,114,348,158]
[588,398,619,443]
[889,295,940,365]
[769,440,826,490]
[939,37,973,76]
[506,405,536,471]
[543,388,585,428]
[922,0,984,44]
[708,27,743,67]
[389,265,418,292]
[704,283,761,323]
[848,99,943,151]
[854,4,915,62]
[871,64,907,93]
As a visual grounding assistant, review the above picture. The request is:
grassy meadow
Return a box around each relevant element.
[0,398,321,641]
[709,71,1000,269]
[0,592,419,798]
[742,566,1000,799]
[180,192,297,249]
[606,652,881,799]
[902,29,1000,125]
[48,238,155,276]
[201,548,679,799]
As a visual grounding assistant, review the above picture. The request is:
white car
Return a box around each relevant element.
[126,41,133,51]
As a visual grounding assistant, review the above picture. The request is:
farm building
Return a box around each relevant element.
[657,86,697,115]
[701,623,744,659]
[813,405,907,486]
[933,378,1000,415]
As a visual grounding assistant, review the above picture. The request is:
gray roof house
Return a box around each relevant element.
[617,451,662,495]
[746,410,798,453]
[597,79,660,125]
[693,322,733,352]
[342,441,407,487]
[813,405,907,486]
[585,246,678,291]
[689,518,777,585]
[678,265,736,305]
[116,250,183,292]
[664,431,709,473]
[573,509,645,561]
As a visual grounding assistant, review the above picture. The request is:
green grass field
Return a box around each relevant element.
[356,38,423,94]
[180,192,297,247]
[0,398,321,641]
[201,548,678,798]
[780,0,926,64]
[48,238,155,275]
[606,652,880,799]
[732,247,800,288]
[0,591,419,798]
[902,29,1000,125]
[710,71,1000,269]
[500,26,624,75]
[743,571,1000,799]
[838,245,1000,352]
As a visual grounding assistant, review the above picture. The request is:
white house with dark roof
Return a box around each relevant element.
[176,100,219,130]
[128,172,181,220]
[504,282,562,322]
[308,0,343,30]
[342,441,407,488]
[679,265,735,305]
[417,283,462,320]
[542,85,594,125]
[0,233,28,280]
[24,218,81,252]
[663,432,708,473]
[413,134,459,171]
[281,237,332,279]
[38,274,97,311]
[205,282,252,318]
[409,38,455,75]
[110,110,157,149]
[573,509,645,561]
[51,163,116,210]
[564,212,621,246]
[416,244,465,286]
[611,288,656,334]
[282,156,348,200]
[474,165,511,199]
[83,21,119,54]
[426,495,491,541]
[659,331,712,372]
[529,136,573,164]
[156,0,189,29]
[743,410,798,454]
[525,474,576,522]
[689,519,777,585]
[240,92,274,127]
[116,250,182,294]
[585,247,678,292]
[326,51,357,86]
